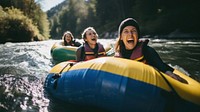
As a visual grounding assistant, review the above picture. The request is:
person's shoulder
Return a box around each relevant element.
[78,44,84,49]
[143,45,157,56]
[97,42,106,49]
[75,41,82,47]
[139,39,149,45]
[97,42,106,48]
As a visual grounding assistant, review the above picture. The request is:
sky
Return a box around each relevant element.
[37,0,65,11]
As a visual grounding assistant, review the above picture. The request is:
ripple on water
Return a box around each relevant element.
[0,73,49,112]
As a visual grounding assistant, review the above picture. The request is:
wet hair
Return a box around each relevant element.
[81,27,98,40]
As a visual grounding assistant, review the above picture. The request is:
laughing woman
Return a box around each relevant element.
[114,18,187,83]
[76,27,106,62]
[62,31,81,47]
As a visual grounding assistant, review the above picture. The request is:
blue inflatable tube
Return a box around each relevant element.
[44,57,200,112]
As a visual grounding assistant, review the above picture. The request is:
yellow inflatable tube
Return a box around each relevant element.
[50,57,200,106]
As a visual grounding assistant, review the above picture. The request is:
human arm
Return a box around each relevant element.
[165,71,188,83]
[143,46,174,73]
[74,40,82,47]
[144,46,187,83]
[76,46,84,62]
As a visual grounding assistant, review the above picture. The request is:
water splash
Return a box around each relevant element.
[0,39,199,111]
[0,73,49,112]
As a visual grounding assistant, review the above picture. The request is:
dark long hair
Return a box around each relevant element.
[62,31,74,46]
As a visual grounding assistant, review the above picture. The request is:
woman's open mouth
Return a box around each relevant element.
[127,39,134,44]
[91,38,97,41]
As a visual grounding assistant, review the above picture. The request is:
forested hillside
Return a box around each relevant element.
[0,0,50,43]
[48,0,200,39]
[0,0,199,43]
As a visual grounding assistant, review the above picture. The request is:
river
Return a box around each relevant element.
[0,39,200,112]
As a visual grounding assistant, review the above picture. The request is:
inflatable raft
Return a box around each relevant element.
[50,41,114,64]
[44,57,200,112]
[50,42,78,63]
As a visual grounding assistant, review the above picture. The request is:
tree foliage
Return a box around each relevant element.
[0,6,39,43]
[48,0,97,39]
[48,0,200,39]
[0,0,50,43]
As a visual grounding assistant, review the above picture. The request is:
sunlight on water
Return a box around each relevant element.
[0,40,57,111]
[0,39,200,112]
[0,73,49,111]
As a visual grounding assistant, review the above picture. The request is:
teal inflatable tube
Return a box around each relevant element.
[50,41,114,64]
[51,47,77,63]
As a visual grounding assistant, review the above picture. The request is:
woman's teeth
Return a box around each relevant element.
[127,40,134,43]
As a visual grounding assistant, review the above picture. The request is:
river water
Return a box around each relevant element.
[0,39,200,112]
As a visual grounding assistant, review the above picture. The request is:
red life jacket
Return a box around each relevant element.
[115,39,149,63]
[84,43,106,61]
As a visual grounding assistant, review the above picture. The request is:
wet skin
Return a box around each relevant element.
[121,26,138,50]
[84,29,98,49]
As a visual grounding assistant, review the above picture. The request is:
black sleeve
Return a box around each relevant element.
[74,40,82,47]
[143,46,174,73]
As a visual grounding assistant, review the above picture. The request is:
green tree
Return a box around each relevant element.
[49,0,97,39]
[0,7,40,43]
[0,0,50,40]
[47,0,200,39]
